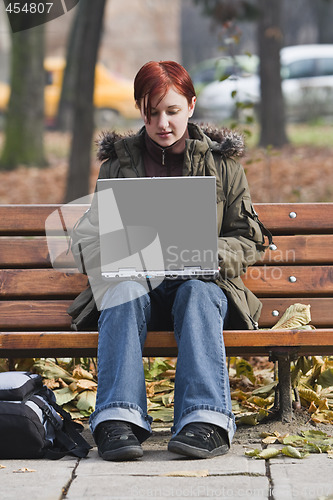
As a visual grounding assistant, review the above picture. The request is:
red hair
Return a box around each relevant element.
[134,61,196,123]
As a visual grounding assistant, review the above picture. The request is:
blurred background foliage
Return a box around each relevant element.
[0,0,332,201]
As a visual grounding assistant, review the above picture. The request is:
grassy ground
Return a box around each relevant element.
[234,122,333,148]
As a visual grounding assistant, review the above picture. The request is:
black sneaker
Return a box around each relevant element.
[94,420,143,461]
[168,422,229,459]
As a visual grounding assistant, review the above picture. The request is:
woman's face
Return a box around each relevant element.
[140,86,196,150]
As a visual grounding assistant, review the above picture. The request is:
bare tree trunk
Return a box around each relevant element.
[258,0,288,148]
[312,0,333,44]
[55,6,84,131]
[0,20,46,169]
[65,0,107,203]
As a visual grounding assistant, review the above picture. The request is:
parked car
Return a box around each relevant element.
[0,57,140,127]
[195,45,333,122]
[190,54,259,95]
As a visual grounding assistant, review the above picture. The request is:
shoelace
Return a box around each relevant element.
[183,422,217,440]
[102,422,133,440]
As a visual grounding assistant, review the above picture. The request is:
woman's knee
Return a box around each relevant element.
[173,280,228,316]
[101,280,148,310]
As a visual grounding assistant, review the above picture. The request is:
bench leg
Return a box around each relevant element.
[276,354,293,422]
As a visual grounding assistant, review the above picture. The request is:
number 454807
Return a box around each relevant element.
[6,3,53,14]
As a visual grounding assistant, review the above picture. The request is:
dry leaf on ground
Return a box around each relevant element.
[160,470,209,477]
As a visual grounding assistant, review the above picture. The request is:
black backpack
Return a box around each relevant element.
[0,371,92,459]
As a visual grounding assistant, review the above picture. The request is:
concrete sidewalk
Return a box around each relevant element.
[1,427,333,500]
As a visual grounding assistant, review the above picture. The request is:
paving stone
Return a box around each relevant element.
[269,454,333,500]
[0,457,77,500]
[72,443,266,476]
[66,470,269,500]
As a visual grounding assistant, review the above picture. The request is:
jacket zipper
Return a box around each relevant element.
[161,148,171,176]
[124,140,140,177]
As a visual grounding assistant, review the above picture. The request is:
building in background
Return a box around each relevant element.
[100,0,181,78]
[45,0,181,79]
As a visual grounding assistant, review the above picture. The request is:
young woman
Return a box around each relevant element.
[69,61,269,461]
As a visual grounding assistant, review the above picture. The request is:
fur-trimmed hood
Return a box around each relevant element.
[96,123,245,163]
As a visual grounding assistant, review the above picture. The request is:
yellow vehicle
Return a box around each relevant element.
[0,57,140,127]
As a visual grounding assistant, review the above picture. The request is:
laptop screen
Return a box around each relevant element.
[96,176,219,279]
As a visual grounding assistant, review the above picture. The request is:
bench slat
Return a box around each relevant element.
[259,297,333,328]
[0,238,72,268]
[1,297,333,330]
[1,266,332,298]
[1,329,333,358]
[0,301,72,329]
[242,265,333,296]
[255,203,333,234]
[0,269,87,297]
[0,205,87,235]
[260,234,333,265]
[1,234,333,267]
[1,203,332,235]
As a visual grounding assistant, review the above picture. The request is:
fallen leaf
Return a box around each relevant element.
[13,468,36,473]
[236,414,259,426]
[259,431,282,439]
[281,446,305,459]
[252,381,277,396]
[271,303,311,330]
[236,359,256,384]
[308,401,318,414]
[43,378,61,390]
[33,359,74,384]
[247,395,272,408]
[76,390,96,414]
[54,386,77,406]
[318,369,333,389]
[301,430,332,440]
[149,407,174,423]
[282,435,307,447]
[245,448,261,457]
[262,436,279,444]
[72,366,95,381]
[230,389,249,401]
[258,448,281,459]
[318,398,329,411]
[298,386,322,405]
[161,391,174,407]
[75,379,97,392]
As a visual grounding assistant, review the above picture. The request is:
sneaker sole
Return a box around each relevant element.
[168,440,229,459]
[99,445,143,461]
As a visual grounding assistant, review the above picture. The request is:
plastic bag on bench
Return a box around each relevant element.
[0,371,92,459]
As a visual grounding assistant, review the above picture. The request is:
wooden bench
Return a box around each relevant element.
[1,203,333,422]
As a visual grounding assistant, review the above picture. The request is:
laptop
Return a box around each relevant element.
[96,176,219,280]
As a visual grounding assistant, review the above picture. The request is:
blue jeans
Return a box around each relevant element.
[89,279,236,445]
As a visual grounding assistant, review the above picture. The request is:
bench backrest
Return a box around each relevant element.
[0,203,332,332]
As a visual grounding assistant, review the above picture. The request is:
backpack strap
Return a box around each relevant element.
[30,394,92,459]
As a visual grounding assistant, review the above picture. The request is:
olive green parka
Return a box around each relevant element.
[68,122,270,330]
